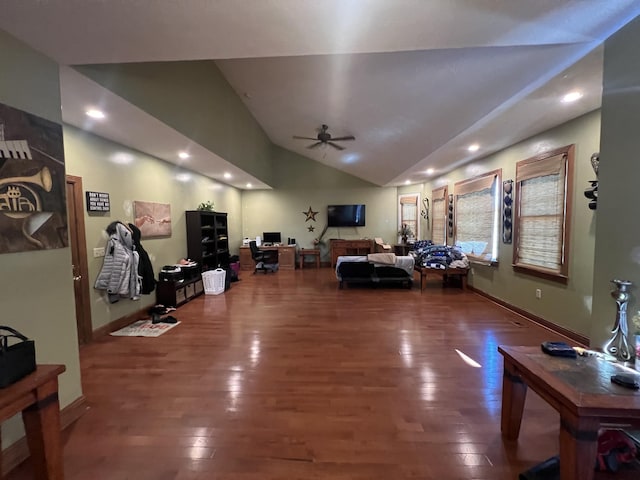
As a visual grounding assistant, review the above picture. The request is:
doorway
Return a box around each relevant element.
[66,175,92,345]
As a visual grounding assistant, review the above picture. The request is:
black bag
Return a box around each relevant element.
[0,326,36,388]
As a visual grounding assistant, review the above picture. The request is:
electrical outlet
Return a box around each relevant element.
[93,247,105,258]
[535,288,542,299]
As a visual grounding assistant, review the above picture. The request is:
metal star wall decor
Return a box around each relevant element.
[303,206,318,222]
[308,225,315,232]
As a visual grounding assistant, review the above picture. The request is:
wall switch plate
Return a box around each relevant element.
[535,288,542,299]
[470,268,475,275]
[93,247,105,258]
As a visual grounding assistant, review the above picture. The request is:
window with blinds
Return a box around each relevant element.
[513,145,574,279]
[399,194,419,240]
[431,186,448,245]
[454,169,501,262]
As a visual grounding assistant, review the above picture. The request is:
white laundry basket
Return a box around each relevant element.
[202,268,226,295]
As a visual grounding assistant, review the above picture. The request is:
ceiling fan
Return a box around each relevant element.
[293,124,355,151]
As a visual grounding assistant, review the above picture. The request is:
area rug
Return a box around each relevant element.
[110,319,180,337]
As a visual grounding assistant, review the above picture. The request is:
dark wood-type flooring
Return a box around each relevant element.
[7,269,639,479]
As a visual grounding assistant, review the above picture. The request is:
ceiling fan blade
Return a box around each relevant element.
[328,142,345,151]
[307,142,323,149]
[330,136,355,141]
[293,135,317,140]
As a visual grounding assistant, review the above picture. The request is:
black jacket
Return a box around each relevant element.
[128,223,156,294]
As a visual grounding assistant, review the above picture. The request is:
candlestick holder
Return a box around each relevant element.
[603,279,634,361]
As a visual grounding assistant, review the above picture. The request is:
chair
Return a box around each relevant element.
[249,241,278,274]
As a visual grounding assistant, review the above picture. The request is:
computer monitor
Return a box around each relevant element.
[262,232,282,244]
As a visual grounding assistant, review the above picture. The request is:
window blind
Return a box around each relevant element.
[454,170,500,262]
[516,157,566,270]
[400,195,418,239]
[431,187,447,245]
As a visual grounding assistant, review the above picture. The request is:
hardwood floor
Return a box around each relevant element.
[7,269,638,479]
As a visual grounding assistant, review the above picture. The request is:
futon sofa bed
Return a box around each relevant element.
[335,253,414,289]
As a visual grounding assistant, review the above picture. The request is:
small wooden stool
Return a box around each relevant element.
[299,248,321,269]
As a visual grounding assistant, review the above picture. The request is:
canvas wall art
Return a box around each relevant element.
[133,201,172,238]
[0,102,67,254]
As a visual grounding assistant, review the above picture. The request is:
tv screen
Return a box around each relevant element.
[327,205,366,227]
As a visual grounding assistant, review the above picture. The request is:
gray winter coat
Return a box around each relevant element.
[94,222,141,303]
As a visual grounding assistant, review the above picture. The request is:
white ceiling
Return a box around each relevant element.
[1,1,639,188]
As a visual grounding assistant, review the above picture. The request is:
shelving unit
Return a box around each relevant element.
[156,277,204,308]
[186,211,230,270]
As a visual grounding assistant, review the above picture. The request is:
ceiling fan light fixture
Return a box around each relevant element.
[293,124,355,150]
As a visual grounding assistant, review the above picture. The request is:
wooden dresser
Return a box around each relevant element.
[330,239,373,267]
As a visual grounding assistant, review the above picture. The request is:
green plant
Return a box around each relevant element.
[197,201,215,212]
[398,223,413,237]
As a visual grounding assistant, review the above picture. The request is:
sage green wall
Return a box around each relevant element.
[64,125,242,331]
[0,30,82,447]
[242,146,398,260]
[422,110,600,338]
[75,61,274,185]
[591,16,640,348]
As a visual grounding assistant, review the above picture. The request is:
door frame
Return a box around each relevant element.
[66,175,93,344]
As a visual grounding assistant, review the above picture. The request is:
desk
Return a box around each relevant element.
[0,364,66,479]
[299,248,320,269]
[239,245,296,270]
[498,345,640,480]
[414,266,468,292]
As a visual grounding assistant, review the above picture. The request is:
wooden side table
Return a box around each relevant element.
[0,364,66,479]
[299,248,320,269]
[414,266,468,292]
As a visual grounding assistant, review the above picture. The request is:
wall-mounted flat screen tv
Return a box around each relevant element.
[327,204,366,227]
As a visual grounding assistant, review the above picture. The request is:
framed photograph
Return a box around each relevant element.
[133,201,171,238]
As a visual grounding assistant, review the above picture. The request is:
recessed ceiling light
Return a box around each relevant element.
[562,91,583,103]
[223,172,232,179]
[246,183,253,189]
[404,180,411,185]
[426,168,435,175]
[178,151,190,159]
[468,144,480,152]
[85,108,105,119]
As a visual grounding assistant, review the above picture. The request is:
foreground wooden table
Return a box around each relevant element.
[0,365,66,479]
[498,345,640,480]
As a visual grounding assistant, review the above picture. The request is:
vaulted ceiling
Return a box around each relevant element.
[1,1,638,188]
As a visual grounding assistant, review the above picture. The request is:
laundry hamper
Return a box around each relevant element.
[202,268,226,295]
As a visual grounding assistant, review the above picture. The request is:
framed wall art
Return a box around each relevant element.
[133,201,172,238]
[0,102,68,254]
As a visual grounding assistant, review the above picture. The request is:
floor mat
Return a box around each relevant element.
[110,319,180,337]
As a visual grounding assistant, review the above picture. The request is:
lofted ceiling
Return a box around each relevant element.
[1,1,639,188]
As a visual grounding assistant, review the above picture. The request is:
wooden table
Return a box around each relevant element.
[299,248,320,269]
[498,345,640,480]
[0,364,66,479]
[393,244,412,256]
[414,265,468,292]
